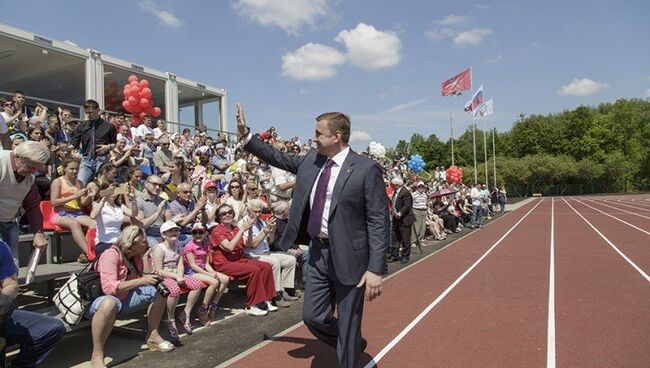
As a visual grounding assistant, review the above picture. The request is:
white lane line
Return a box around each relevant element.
[585,199,650,220]
[574,198,650,236]
[603,199,650,212]
[563,198,650,283]
[617,199,650,208]
[547,198,556,368]
[363,198,545,368]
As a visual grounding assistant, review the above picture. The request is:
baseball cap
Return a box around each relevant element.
[160,221,180,234]
[417,181,425,187]
[204,180,218,190]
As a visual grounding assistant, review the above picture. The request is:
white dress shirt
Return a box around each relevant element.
[309,147,350,238]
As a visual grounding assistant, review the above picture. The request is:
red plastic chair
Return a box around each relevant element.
[86,228,97,261]
[39,201,66,232]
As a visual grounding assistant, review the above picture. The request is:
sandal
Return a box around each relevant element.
[178,311,192,334]
[77,253,89,264]
[167,320,179,340]
[207,301,219,321]
[197,305,210,326]
[146,339,174,352]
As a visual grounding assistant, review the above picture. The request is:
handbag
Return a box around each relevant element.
[77,260,103,302]
[52,272,87,325]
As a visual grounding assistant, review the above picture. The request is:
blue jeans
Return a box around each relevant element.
[1,309,66,368]
[0,221,19,266]
[84,285,158,319]
[77,155,108,186]
[472,204,482,227]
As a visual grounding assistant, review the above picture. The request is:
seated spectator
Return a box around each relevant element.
[170,133,182,155]
[127,166,145,193]
[181,222,229,330]
[152,119,167,139]
[139,133,157,173]
[209,204,277,316]
[151,221,205,339]
[10,132,26,149]
[86,162,118,201]
[0,239,65,367]
[116,124,133,148]
[168,182,207,245]
[49,157,96,263]
[219,179,246,222]
[136,175,172,245]
[85,226,173,367]
[135,116,154,138]
[110,138,137,183]
[180,128,191,144]
[90,186,141,256]
[160,157,189,201]
[203,180,221,225]
[244,179,267,206]
[270,201,308,290]
[1,98,24,148]
[240,199,297,307]
[211,143,232,175]
[153,136,173,174]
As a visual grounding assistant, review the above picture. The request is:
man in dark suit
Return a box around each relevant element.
[236,103,390,368]
[389,177,415,263]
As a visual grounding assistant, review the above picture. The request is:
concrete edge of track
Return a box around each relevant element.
[215,197,538,368]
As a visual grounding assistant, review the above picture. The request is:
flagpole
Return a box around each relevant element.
[449,109,454,166]
[472,118,477,184]
[492,116,497,187]
[483,119,489,187]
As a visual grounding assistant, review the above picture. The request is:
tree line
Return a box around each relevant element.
[386,98,650,196]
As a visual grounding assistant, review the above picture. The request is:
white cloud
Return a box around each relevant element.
[335,23,402,70]
[437,14,473,25]
[281,43,346,81]
[453,28,493,46]
[644,89,650,98]
[424,27,457,42]
[350,130,372,142]
[386,98,426,113]
[558,78,609,96]
[232,0,330,35]
[138,0,183,28]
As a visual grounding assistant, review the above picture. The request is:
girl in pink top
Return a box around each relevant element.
[182,222,229,328]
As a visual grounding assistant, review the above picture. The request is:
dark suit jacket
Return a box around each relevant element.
[393,187,415,226]
[245,135,390,285]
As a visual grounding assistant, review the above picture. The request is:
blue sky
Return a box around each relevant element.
[2,0,649,151]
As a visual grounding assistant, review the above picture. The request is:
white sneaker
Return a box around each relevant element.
[266,301,279,312]
[245,306,268,316]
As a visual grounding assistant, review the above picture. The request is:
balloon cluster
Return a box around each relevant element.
[446,165,464,184]
[368,141,386,158]
[121,75,162,125]
[407,154,426,173]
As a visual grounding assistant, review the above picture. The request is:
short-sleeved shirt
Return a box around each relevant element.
[168,199,195,234]
[96,246,144,301]
[209,224,245,266]
[136,191,167,237]
[183,239,209,270]
[0,240,16,280]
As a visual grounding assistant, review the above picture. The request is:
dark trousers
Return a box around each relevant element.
[1,309,65,368]
[303,239,365,368]
[392,220,412,259]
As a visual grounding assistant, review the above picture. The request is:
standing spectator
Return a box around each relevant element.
[410,181,428,253]
[390,177,415,263]
[209,204,277,316]
[85,226,174,368]
[490,185,499,216]
[153,136,173,174]
[240,199,297,307]
[49,158,96,263]
[498,185,507,214]
[0,141,50,263]
[70,100,118,186]
[470,183,483,228]
[151,221,205,340]
[0,239,65,367]
[181,222,229,329]
[135,175,172,245]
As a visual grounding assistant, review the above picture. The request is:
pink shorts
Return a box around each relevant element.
[161,275,206,297]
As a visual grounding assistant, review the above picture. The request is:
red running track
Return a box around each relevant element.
[220,195,649,368]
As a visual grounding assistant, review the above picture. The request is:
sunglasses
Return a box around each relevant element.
[192,230,206,235]
[161,143,170,146]
[179,190,192,194]
[230,186,240,189]
[219,210,234,217]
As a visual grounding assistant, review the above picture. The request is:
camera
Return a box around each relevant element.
[155,280,170,297]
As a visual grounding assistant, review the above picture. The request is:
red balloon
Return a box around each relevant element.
[121,101,130,111]
[129,85,140,94]
[139,98,150,108]
[139,79,149,88]
[152,107,161,117]
[128,96,138,105]
[128,75,138,83]
[140,87,152,98]
[139,112,147,119]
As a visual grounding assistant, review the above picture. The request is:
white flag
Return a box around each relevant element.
[472,98,494,119]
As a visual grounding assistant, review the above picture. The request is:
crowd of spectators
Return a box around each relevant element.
[0,91,507,367]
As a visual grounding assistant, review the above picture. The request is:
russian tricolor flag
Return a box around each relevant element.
[464,84,484,112]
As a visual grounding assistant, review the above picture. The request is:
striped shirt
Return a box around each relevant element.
[412,190,428,210]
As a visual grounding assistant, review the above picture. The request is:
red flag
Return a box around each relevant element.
[441,67,472,96]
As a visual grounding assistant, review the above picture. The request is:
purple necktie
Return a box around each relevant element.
[307,159,334,239]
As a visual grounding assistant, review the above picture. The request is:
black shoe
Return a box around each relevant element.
[359,337,368,352]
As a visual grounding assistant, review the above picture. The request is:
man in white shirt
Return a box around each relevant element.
[135,115,154,138]
[470,183,483,228]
